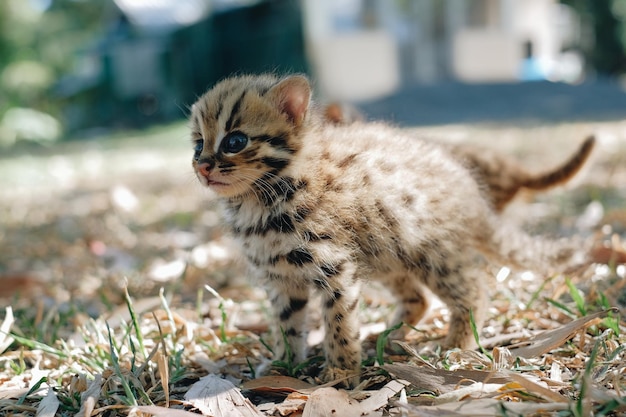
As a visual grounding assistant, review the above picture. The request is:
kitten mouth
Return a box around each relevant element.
[207,179,229,187]
[198,172,229,188]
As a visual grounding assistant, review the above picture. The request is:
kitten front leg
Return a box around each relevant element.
[266,282,310,366]
[319,274,362,384]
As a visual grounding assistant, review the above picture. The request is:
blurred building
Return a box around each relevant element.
[56,0,307,133]
[304,0,582,101]
[56,0,585,133]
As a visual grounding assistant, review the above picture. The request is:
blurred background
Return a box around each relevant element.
[2,0,626,145]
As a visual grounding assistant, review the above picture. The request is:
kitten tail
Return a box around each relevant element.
[522,135,595,191]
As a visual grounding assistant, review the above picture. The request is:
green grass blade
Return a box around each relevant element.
[106,322,138,406]
[259,335,273,354]
[16,376,48,405]
[9,333,68,359]
[566,278,587,316]
[159,288,176,347]
[598,294,620,337]
[525,275,554,310]
[470,309,492,361]
[595,397,626,415]
[280,327,294,375]
[376,321,403,366]
[128,329,138,372]
[124,287,147,360]
[598,291,611,310]
[246,357,256,379]
[545,298,576,318]
[293,356,325,374]
[205,284,229,342]
[218,300,228,342]
[575,339,600,417]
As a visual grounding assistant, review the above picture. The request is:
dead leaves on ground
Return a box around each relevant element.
[591,234,626,265]
[1,301,624,416]
[0,239,625,416]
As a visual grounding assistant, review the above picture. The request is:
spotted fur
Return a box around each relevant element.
[323,102,595,212]
[190,74,588,383]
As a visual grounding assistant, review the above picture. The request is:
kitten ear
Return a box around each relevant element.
[268,75,311,126]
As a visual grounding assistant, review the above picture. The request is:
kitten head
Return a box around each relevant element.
[190,74,311,198]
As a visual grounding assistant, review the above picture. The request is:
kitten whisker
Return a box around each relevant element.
[232,168,280,206]
[235,167,294,207]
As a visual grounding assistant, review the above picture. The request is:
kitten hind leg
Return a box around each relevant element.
[387,273,430,339]
[426,264,488,350]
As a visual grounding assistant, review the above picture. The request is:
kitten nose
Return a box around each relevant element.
[197,161,214,176]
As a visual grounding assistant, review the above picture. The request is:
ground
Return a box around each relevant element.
[0,119,625,416]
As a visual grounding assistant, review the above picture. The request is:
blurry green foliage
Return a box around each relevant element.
[562,0,626,76]
[0,0,110,144]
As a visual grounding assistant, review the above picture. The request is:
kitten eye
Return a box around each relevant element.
[193,139,204,161]
[221,132,249,154]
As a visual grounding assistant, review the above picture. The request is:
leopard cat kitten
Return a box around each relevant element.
[322,102,595,212]
[190,74,588,382]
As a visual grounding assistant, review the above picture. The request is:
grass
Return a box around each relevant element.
[1,120,626,415]
[375,321,403,366]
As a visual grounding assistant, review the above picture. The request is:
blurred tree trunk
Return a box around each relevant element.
[588,0,626,75]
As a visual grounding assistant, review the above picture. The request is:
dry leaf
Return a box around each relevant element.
[434,382,504,404]
[148,258,186,282]
[358,379,409,413]
[0,273,42,299]
[274,394,308,416]
[398,397,570,416]
[591,235,626,264]
[392,341,436,368]
[508,308,618,358]
[0,388,29,400]
[75,374,103,417]
[135,405,201,417]
[184,374,264,417]
[36,387,60,417]
[492,346,514,370]
[155,350,169,407]
[384,363,511,395]
[480,330,539,348]
[301,387,363,417]
[0,306,15,354]
[241,375,315,394]
[503,371,568,402]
